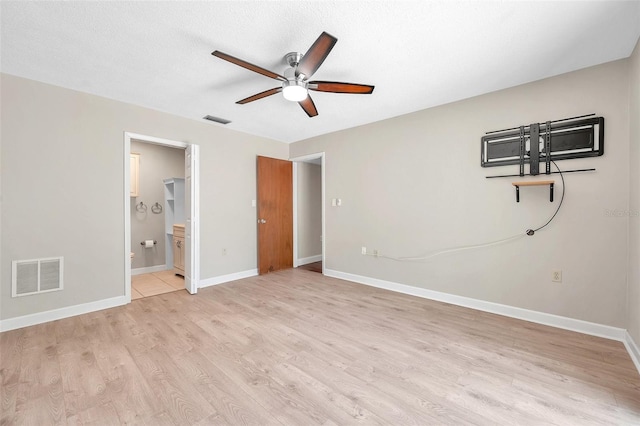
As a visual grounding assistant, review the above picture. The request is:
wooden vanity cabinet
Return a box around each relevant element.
[173,224,185,276]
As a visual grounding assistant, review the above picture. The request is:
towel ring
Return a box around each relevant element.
[136,202,147,212]
[151,202,163,214]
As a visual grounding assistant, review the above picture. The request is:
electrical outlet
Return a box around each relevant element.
[222,248,227,256]
[373,249,379,257]
[552,270,562,282]
[361,246,367,255]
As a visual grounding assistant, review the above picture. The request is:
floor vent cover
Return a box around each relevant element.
[12,257,64,297]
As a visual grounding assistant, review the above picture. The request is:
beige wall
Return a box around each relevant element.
[628,37,640,343]
[130,140,184,270]
[296,162,322,261]
[1,52,637,332]
[291,59,631,328]
[0,73,288,321]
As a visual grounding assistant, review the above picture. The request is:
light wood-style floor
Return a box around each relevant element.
[1,269,639,425]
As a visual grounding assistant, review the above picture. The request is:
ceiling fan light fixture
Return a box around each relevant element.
[282,80,308,102]
[212,32,374,117]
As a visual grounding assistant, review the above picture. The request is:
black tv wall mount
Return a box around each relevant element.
[482,114,603,178]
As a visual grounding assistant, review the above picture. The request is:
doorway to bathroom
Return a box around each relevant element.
[130,140,185,299]
[124,132,200,301]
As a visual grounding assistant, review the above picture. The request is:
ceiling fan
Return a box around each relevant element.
[211,32,375,117]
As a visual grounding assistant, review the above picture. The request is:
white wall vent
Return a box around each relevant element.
[12,257,64,297]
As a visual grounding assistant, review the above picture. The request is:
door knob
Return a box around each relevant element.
[257,218,267,224]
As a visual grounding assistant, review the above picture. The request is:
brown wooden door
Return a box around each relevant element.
[257,156,293,274]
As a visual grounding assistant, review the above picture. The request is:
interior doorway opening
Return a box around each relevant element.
[124,132,200,301]
[291,153,325,275]
[129,140,185,299]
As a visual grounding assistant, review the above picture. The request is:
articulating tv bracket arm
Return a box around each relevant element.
[518,121,552,177]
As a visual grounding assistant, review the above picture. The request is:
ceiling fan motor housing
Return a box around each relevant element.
[284,66,304,81]
[285,52,304,68]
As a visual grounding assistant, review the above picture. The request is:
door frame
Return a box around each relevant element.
[291,152,325,274]
[123,132,200,300]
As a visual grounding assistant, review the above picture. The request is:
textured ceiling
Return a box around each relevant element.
[1,1,639,143]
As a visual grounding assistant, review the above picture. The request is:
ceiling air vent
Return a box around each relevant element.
[203,115,231,125]
[12,257,64,297]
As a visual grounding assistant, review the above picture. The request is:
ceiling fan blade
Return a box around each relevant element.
[295,32,337,79]
[212,51,286,81]
[309,81,375,94]
[236,87,282,104]
[299,95,318,117]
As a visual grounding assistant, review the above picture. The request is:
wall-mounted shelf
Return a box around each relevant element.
[512,180,554,203]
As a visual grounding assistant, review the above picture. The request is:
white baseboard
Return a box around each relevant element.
[0,296,128,332]
[0,268,258,333]
[625,331,640,374]
[131,264,168,276]
[297,255,322,266]
[199,269,258,288]
[324,269,627,342]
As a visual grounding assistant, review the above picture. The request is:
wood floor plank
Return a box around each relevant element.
[286,350,444,425]
[270,359,386,424]
[131,347,216,425]
[0,327,24,425]
[58,344,110,418]
[14,341,66,425]
[174,349,281,426]
[65,402,121,426]
[1,268,639,425]
[91,337,165,424]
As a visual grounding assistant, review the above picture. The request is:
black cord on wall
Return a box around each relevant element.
[526,159,565,236]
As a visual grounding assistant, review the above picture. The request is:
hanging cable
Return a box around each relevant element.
[370,233,526,262]
[366,160,566,262]
[526,159,565,236]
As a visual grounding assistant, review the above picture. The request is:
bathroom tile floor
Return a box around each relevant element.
[132,270,185,299]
